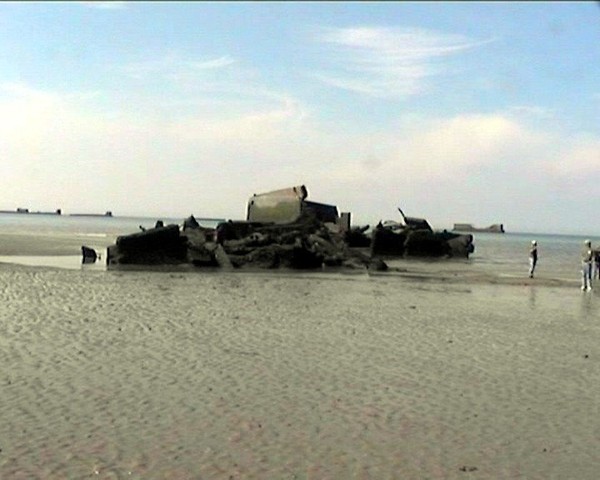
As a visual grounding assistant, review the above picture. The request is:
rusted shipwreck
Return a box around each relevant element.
[105,186,474,270]
[371,208,474,258]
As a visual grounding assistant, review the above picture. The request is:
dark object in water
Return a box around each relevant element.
[371,208,474,258]
[81,246,98,264]
[70,211,113,217]
[0,207,62,215]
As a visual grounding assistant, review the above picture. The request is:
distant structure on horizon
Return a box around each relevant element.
[69,211,113,217]
[0,208,117,217]
[0,207,62,215]
[453,223,505,234]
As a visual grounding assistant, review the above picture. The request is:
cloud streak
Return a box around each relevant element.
[121,53,236,80]
[312,26,492,99]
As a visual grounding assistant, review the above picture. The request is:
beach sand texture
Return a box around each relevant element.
[1,265,600,479]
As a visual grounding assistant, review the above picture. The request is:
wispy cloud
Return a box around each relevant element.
[166,94,309,143]
[188,56,237,71]
[114,52,309,125]
[121,53,236,80]
[312,26,492,99]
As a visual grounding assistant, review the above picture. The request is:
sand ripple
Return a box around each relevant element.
[1,267,600,479]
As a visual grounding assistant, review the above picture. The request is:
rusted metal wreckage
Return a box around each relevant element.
[371,208,474,258]
[103,186,474,270]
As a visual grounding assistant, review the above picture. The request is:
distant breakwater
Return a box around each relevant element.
[0,208,63,215]
[0,208,113,217]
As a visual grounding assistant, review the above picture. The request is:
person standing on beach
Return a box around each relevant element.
[581,239,593,291]
[529,240,538,278]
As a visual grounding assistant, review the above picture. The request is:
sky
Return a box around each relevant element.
[0,1,598,234]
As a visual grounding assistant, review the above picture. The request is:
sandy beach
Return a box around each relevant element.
[1,259,600,479]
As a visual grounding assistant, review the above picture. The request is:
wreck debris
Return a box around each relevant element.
[182,214,201,231]
[107,224,188,265]
[81,246,98,264]
[106,209,377,271]
[246,185,340,225]
[371,208,474,259]
[105,185,475,270]
[344,224,371,248]
[209,210,364,270]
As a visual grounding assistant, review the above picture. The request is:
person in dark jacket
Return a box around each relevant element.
[528,240,538,278]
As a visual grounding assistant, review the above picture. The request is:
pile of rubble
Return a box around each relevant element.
[101,185,474,271]
[106,212,387,271]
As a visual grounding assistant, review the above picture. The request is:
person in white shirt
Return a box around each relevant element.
[581,239,593,291]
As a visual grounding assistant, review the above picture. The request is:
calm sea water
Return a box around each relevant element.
[0,212,222,236]
[0,213,222,270]
[469,231,600,281]
[0,213,597,281]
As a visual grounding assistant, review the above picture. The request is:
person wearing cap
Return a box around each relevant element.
[581,239,593,291]
[528,240,538,278]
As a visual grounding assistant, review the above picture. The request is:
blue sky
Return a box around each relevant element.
[0,2,598,234]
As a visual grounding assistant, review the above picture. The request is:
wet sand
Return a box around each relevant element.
[1,260,600,479]
[0,233,114,256]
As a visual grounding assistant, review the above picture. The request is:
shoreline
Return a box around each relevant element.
[0,232,586,289]
[0,253,583,289]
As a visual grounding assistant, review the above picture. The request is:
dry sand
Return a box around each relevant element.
[1,262,600,479]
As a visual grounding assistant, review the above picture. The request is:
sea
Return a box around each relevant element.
[0,212,597,282]
[0,213,222,271]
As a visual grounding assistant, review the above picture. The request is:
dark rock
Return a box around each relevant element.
[106,204,392,271]
[344,225,371,248]
[368,258,388,271]
[280,244,324,269]
[108,224,188,265]
[81,246,97,264]
[183,215,201,231]
[216,220,267,242]
[404,229,449,257]
[241,245,283,269]
[371,224,408,256]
